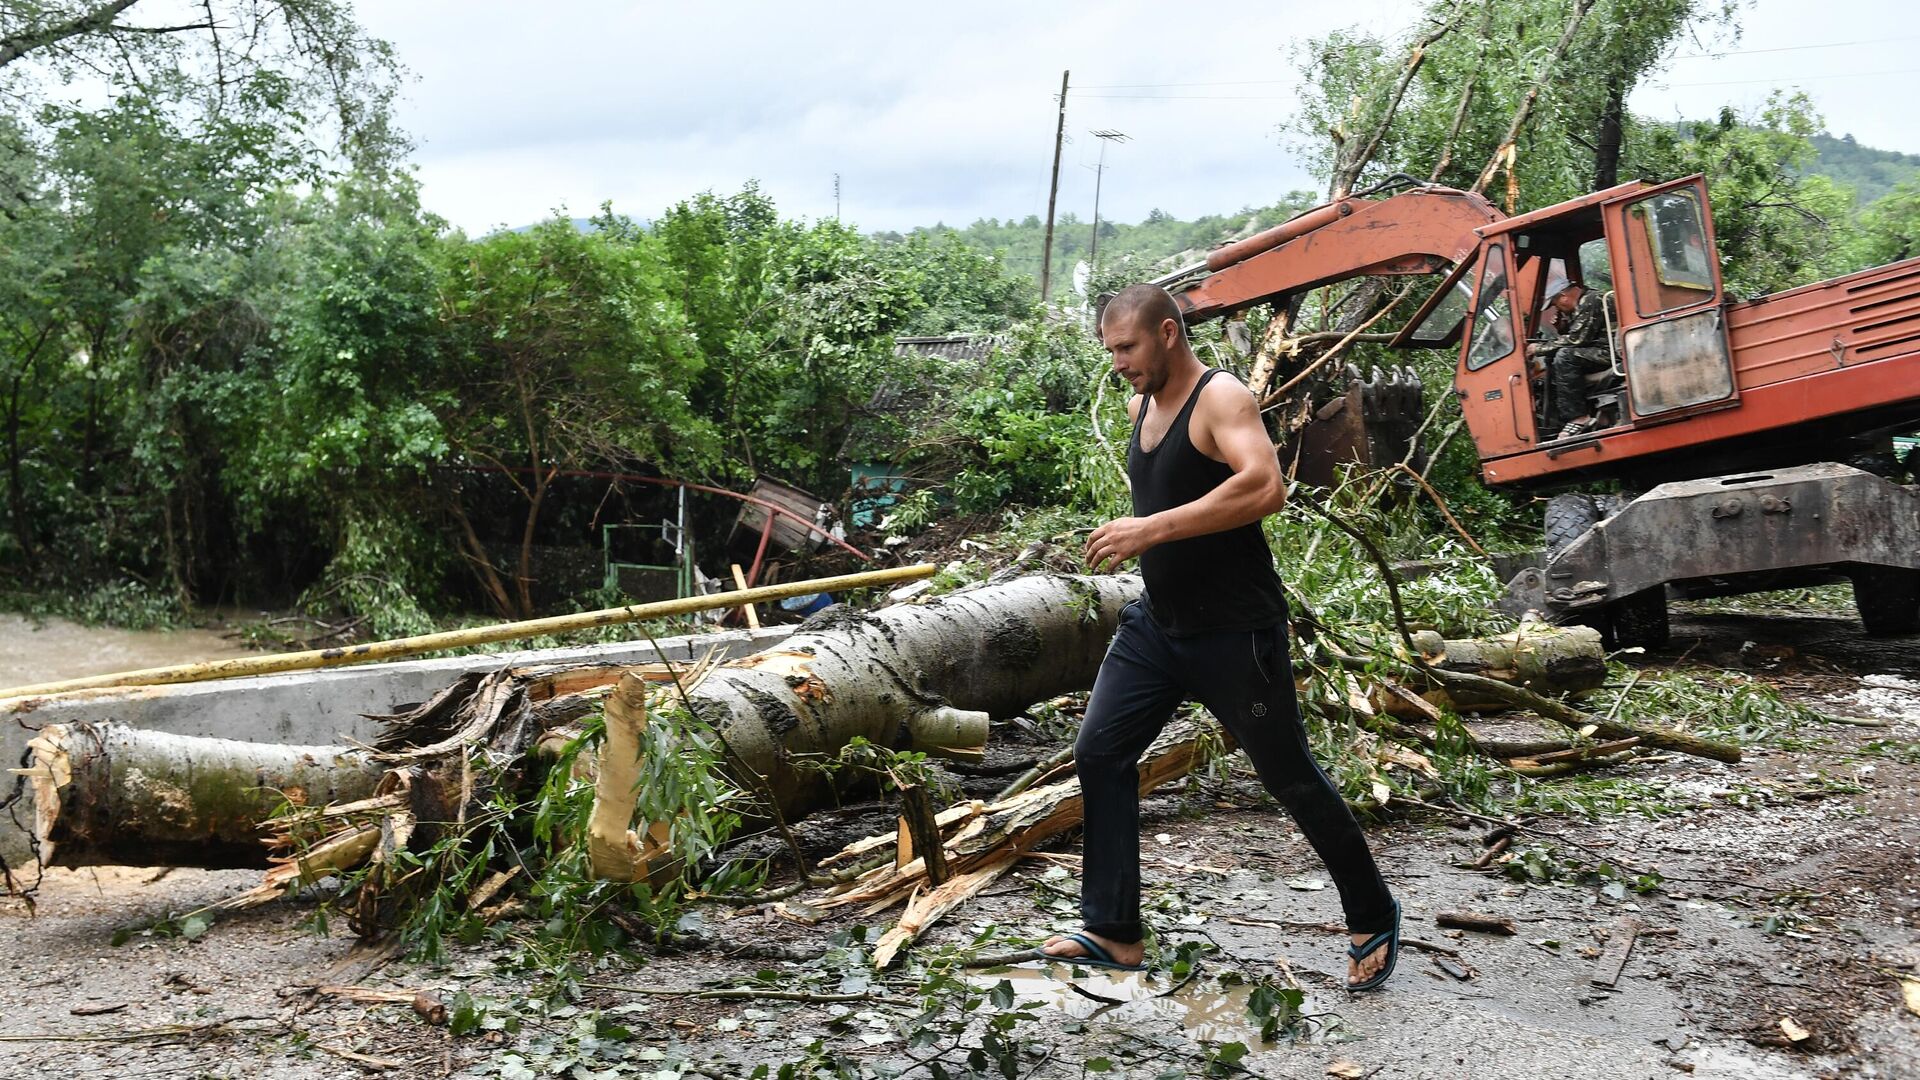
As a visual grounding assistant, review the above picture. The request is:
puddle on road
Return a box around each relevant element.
[971,964,1335,1047]
[0,613,252,688]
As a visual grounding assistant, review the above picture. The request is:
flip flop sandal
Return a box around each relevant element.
[1028,931,1146,972]
[1346,899,1401,992]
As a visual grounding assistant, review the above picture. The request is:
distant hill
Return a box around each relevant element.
[876,196,1319,294]
[1807,133,1920,205]
[504,216,644,236]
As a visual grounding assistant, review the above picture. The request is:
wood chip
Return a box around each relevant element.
[1902,978,1920,1019]
[68,1002,128,1016]
[1589,918,1641,988]
[411,991,447,1026]
[1779,1016,1810,1043]
[1327,1062,1370,1079]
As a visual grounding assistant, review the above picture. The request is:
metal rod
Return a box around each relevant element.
[745,513,776,588]
[0,564,940,702]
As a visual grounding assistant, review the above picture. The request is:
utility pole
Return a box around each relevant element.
[834,173,841,221]
[1087,129,1130,275]
[1040,70,1068,302]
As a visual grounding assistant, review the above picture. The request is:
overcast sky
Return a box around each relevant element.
[351,1,1920,235]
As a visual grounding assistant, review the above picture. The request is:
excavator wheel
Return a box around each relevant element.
[1851,565,1920,636]
[1543,494,1599,559]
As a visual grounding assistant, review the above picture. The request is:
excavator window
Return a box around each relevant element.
[1406,273,1473,346]
[1466,245,1515,370]
[1628,190,1714,314]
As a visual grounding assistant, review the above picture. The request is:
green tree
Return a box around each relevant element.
[433,217,716,618]
[1851,179,1920,267]
[1632,95,1854,296]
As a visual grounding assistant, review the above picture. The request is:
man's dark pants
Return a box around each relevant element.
[1547,346,1611,432]
[1074,598,1397,945]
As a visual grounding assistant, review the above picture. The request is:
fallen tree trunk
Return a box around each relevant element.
[18,725,381,868]
[681,573,1141,821]
[25,574,1144,872]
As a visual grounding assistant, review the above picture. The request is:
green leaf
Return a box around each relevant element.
[449,990,481,1036]
[1212,1041,1249,1065]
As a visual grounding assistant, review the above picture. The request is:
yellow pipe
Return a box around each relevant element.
[0,564,938,702]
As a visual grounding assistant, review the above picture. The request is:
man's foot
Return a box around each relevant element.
[1040,929,1145,969]
[1556,416,1599,439]
[1345,899,1402,991]
[1348,931,1391,985]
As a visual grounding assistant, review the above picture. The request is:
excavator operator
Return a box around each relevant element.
[1529,281,1612,439]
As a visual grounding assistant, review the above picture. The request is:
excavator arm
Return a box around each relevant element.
[1152,184,1503,485]
[1160,185,1502,324]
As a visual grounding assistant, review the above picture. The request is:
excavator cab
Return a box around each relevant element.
[1402,176,1735,477]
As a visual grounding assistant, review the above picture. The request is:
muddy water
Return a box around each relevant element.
[0,613,252,689]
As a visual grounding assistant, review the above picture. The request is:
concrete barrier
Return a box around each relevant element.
[1,625,795,864]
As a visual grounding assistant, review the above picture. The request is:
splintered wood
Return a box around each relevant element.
[801,720,1217,968]
[587,674,669,883]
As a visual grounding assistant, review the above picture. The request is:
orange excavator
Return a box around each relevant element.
[1159,174,1920,646]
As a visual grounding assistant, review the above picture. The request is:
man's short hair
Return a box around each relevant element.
[1099,284,1188,344]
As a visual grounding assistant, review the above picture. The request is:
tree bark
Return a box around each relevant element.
[1403,623,1607,711]
[676,573,1140,822]
[20,723,383,868]
[1593,75,1626,191]
[0,0,140,68]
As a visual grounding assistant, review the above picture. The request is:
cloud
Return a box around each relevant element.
[354,0,1917,234]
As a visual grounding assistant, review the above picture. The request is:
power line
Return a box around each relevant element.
[1669,35,1920,60]
[1077,93,1293,101]
[1072,35,1920,93]
[1077,79,1291,89]
[1658,66,1920,88]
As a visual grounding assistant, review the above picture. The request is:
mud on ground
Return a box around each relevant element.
[2,608,1917,1079]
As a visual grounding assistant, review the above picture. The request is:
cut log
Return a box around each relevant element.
[681,573,1141,822]
[1379,623,1606,714]
[17,724,382,868]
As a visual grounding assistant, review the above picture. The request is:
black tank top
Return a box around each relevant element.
[1127,368,1289,636]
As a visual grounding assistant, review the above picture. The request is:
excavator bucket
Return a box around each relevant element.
[1280,366,1427,487]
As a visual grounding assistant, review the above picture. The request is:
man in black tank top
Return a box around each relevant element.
[1038,285,1401,990]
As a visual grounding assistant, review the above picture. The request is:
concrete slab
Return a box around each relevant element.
[0,625,794,863]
